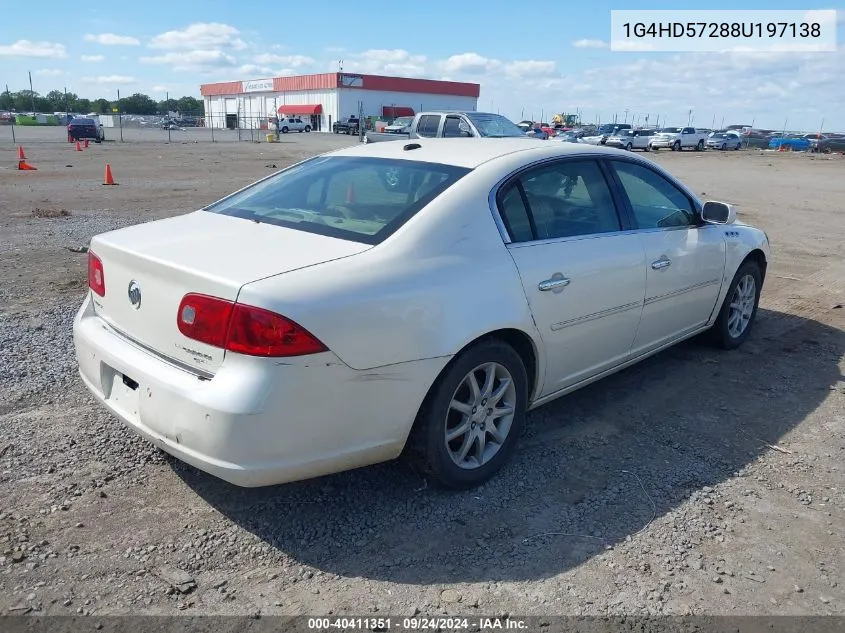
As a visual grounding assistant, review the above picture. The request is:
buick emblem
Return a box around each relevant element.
[127,280,142,309]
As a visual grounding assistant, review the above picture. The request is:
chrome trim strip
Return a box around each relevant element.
[644,278,721,305]
[550,301,642,331]
[100,320,215,380]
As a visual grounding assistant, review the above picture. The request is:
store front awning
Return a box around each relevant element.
[277,104,322,115]
[382,106,414,118]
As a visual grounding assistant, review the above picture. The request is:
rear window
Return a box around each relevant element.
[204,156,471,245]
[71,118,94,125]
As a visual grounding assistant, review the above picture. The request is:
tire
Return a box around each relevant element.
[644,145,651,152]
[673,141,681,151]
[721,143,727,150]
[651,146,659,151]
[735,143,741,151]
[706,260,762,350]
[696,140,705,151]
[407,339,528,489]
[626,142,633,151]
[281,126,289,134]
[304,126,311,133]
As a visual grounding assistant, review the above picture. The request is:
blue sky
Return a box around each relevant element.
[1,0,844,130]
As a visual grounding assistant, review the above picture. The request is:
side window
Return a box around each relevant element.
[416,115,441,138]
[497,184,534,243]
[513,160,621,240]
[442,116,469,138]
[610,161,695,229]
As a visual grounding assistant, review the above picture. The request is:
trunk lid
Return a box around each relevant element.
[89,210,370,373]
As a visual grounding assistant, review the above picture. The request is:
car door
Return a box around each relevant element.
[496,158,647,395]
[606,159,726,355]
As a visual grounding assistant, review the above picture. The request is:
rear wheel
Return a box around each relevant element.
[707,261,762,350]
[407,340,528,489]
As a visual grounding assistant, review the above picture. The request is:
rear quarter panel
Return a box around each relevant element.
[236,160,545,375]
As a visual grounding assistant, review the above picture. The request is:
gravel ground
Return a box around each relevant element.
[0,133,843,618]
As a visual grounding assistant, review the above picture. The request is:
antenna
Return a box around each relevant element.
[338,59,344,72]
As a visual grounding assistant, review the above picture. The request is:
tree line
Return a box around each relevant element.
[0,89,204,115]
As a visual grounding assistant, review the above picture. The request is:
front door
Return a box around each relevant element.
[495,158,647,395]
[607,159,726,354]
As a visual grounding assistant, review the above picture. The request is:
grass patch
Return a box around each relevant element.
[31,207,71,218]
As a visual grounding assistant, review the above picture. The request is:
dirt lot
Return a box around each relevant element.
[1,130,843,619]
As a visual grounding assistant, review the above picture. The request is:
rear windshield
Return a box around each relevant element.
[204,156,471,245]
[464,112,526,138]
[71,118,94,125]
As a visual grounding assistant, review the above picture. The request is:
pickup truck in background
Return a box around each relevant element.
[333,116,360,135]
[364,111,531,143]
[649,126,708,151]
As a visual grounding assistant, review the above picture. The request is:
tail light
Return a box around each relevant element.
[177,293,327,358]
[88,251,106,296]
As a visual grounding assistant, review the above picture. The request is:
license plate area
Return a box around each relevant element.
[102,363,141,421]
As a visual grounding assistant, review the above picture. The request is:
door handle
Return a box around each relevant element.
[538,277,571,291]
[651,257,672,270]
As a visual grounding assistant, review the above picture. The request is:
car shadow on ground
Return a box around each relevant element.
[176,308,844,584]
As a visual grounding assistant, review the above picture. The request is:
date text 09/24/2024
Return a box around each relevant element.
[307,617,528,630]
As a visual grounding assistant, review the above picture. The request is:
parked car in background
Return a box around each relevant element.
[706,131,743,150]
[67,116,104,142]
[382,116,414,134]
[276,117,311,133]
[73,138,769,489]
[333,116,360,135]
[813,135,845,153]
[364,111,532,143]
[606,128,656,151]
[768,136,811,151]
[649,127,707,151]
[550,131,585,143]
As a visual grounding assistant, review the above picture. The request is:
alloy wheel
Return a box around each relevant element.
[727,274,756,338]
[444,362,517,469]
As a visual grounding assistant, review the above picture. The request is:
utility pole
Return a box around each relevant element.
[64,86,68,123]
[117,89,124,142]
[624,108,629,124]
[6,84,15,144]
[166,91,171,143]
[28,71,35,113]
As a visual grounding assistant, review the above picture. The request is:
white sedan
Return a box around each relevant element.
[74,139,770,489]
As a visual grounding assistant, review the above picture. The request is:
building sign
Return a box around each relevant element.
[242,79,274,93]
[338,74,363,88]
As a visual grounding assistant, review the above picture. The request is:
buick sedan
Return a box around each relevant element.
[74,140,770,489]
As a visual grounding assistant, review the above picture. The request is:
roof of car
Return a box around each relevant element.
[328,138,625,169]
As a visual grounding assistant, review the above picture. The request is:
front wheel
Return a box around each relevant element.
[281,126,289,134]
[407,340,528,489]
[673,141,681,151]
[626,142,633,151]
[696,140,705,151]
[707,261,762,350]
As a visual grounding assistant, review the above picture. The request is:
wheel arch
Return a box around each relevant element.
[742,248,768,283]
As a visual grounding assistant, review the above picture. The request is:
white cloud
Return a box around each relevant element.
[140,49,238,72]
[505,60,557,76]
[236,64,275,76]
[337,49,429,77]
[82,75,137,85]
[34,68,65,76]
[149,23,247,50]
[81,54,105,62]
[253,53,315,67]
[83,33,140,46]
[0,40,67,58]
[610,40,657,51]
[572,39,608,49]
[440,52,501,75]
[152,85,168,93]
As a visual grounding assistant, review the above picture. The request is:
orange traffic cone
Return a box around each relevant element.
[17,159,37,171]
[18,145,26,160]
[75,141,82,152]
[346,181,355,204]
[102,163,117,185]
[84,139,89,149]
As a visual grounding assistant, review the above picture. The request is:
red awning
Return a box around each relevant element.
[382,106,414,118]
[277,104,322,115]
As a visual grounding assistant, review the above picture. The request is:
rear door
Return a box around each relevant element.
[495,158,646,395]
[415,114,443,138]
[606,159,726,354]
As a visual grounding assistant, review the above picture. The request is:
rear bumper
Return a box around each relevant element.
[72,294,445,487]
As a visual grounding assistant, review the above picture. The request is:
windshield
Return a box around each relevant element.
[463,112,526,138]
[660,127,681,133]
[711,133,727,139]
[390,117,413,126]
[204,156,471,245]
[613,129,632,137]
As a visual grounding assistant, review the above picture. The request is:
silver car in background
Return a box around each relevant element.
[706,131,743,150]
[606,129,657,151]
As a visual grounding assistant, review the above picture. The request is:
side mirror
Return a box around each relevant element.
[701,200,736,225]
